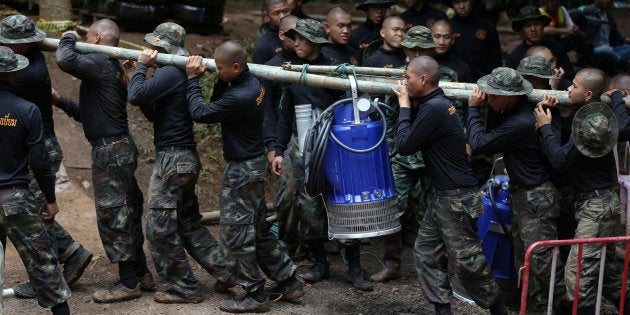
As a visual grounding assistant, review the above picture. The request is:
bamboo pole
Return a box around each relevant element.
[40,38,624,106]
[283,63,406,77]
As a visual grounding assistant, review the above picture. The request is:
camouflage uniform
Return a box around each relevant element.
[145,148,231,297]
[221,155,296,293]
[510,181,565,309]
[28,135,80,261]
[0,188,72,308]
[415,190,502,308]
[91,134,145,264]
[566,190,629,308]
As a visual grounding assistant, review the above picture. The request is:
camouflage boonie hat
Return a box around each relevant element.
[512,6,552,32]
[517,56,556,79]
[0,46,29,72]
[356,0,395,11]
[0,15,46,44]
[144,22,189,56]
[477,67,533,96]
[285,19,329,44]
[401,26,436,49]
[571,102,618,158]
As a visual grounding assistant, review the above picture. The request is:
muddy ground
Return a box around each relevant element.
[1,2,629,315]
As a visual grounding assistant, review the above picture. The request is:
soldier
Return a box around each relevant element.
[506,6,575,80]
[55,19,153,303]
[322,6,360,65]
[516,56,559,90]
[124,22,232,304]
[253,0,291,64]
[0,14,93,299]
[362,16,406,68]
[525,45,572,91]
[0,46,71,315]
[349,0,395,56]
[271,19,373,291]
[186,40,303,313]
[400,0,447,30]
[431,19,473,83]
[392,55,507,315]
[262,15,302,255]
[466,67,565,313]
[533,68,630,314]
[448,0,501,81]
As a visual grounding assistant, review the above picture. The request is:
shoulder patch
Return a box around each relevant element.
[475,29,486,40]
[448,105,456,115]
[274,47,283,53]
[0,113,18,127]
[257,86,265,106]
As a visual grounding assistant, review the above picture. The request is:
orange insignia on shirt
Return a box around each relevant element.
[274,47,283,53]
[475,29,486,40]
[384,64,394,68]
[448,105,456,115]
[359,43,370,49]
[152,35,161,42]
[256,86,266,106]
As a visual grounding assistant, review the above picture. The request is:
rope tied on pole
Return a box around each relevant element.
[332,63,358,80]
[299,64,309,86]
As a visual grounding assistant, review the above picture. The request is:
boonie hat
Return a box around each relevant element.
[144,22,189,56]
[0,14,46,44]
[285,19,329,44]
[401,26,436,49]
[517,56,556,79]
[356,0,395,11]
[477,67,533,96]
[512,6,552,32]
[0,46,29,72]
[571,102,618,158]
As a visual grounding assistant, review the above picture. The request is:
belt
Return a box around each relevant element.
[156,146,196,153]
[89,133,129,147]
[511,180,551,192]
[575,188,613,201]
[435,186,478,197]
[0,184,29,193]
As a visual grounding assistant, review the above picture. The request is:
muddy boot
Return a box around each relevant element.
[346,268,373,291]
[220,289,270,313]
[266,275,304,302]
[370,231,401,282]
[153,290,204,304]
[13,282,36,299]
[92,283,142,303]
[137,272,155,291]
[63,245,93,286]
[302,240,329,283]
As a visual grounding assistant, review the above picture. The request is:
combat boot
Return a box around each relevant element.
[13,282,36,299]
[214,280,231,294]
[346,268,373,291]
[301,262,329,283]
[63,245,93,286]
[137,272,155,291]
[92,283,142,303]
[153,290,204,304]
[266,275,304,302]
[371,231,402,282]
[220,294,270,313]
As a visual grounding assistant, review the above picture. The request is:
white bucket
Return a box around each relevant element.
[295,104,312,153]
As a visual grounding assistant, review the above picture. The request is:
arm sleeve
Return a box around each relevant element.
[128,63,181,106]
[466,106,529,155]
[55,34,104,81]
[274,88,295,157]
[538,124,571,170]
[28,107,56,203]
[262,80,280,151]
[56,97,82,122]
[186,77,249,124]
[610,91,630,141]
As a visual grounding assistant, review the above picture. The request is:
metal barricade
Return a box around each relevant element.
[518,236,630,315]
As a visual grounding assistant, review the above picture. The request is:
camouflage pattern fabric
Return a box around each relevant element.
[414,189,502,308]
[146,149,231,297]
[273,136,305,249]
[221,155,296,294]
[565,190,629,308]
[28,134,79,262]
[555,184,577,263]
[91,134,145,263]
[0,187,71,308]
[510,181,565,310]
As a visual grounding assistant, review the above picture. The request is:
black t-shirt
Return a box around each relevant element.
[128,63,196,150]
[13,49,54,135]
[321,44,361,66]
[362,46,406,69]
[253,28,282,65]
[395,88,477,190]
[0,82,55,203]
[449,15,502,81]
[56,34,129,142]
[187,70,265,161]
[433,52,474,83]
[400,5,448,29]
[349,20,382,56]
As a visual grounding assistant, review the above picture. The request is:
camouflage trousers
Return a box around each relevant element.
[91,134,145,264]
[565,190,629,308]
[556,184,577,263]
[221,155,296,294]
[414,188,502,308]
[510,181,565,310]
[146,148,230,297]
[28,134,80,262]
[279,137,327,242]
[0,187,71,308]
